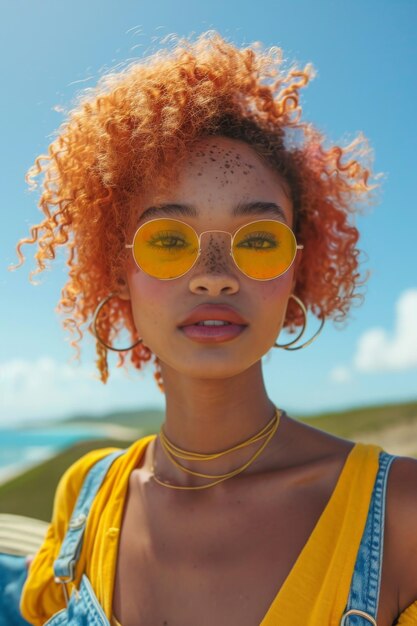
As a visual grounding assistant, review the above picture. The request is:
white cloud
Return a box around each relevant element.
[0,356,164,425]
[329,288,417,382]
[353,289,417,372]
[329,365,352,383]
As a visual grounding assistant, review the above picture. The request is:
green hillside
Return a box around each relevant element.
[1,398,416,522]
[0,438,136,521]
[298,398,417,437]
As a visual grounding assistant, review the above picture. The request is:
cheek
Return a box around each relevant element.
[127,272,170,335]
[257,272,293,305]
[255,275,294,331]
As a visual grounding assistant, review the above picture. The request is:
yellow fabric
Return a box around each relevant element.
[397,603,417,625]
[20,437,417,626]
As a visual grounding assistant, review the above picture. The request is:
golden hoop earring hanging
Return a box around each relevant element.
[274,294,325,350]
[92,292,143,352]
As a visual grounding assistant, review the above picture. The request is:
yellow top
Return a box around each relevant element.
[20,436,417,626]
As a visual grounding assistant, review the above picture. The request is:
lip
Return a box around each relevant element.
[178,304,249,327]
[179,323,247,343]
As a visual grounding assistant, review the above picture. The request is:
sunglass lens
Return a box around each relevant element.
[233,220,297,279]
[133,219,198,279]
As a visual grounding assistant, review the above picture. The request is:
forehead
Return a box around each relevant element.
[138,136,293,225]
[183,136,287,184]
[186,136,264,165]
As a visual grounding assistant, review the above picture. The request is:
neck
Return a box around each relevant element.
[150,361,287,488]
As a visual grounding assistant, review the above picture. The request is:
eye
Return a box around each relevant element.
[147,231,190,250]
[236,232,278,250]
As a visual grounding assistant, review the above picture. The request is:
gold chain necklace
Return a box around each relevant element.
[151,407,282,491]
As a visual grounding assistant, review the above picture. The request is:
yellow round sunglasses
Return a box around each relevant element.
[125,217,303,281]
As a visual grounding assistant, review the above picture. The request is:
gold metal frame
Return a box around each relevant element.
[340,609,377,625]
[53,575,72,605]
[274,293,325,350]
[125,217,304,281]
[92,293,143,352]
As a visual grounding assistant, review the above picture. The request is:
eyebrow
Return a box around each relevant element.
[137,201,288,224]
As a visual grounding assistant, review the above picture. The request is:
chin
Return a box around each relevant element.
[159,351,264,381]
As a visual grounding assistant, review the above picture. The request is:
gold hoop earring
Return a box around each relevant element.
[274,294,325,350]
[92,292,143,351]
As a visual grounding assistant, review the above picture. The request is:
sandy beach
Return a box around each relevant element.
[351,421,417,458]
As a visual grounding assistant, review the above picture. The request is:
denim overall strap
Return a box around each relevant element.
[53,449,126,584]
[340,450,397,626]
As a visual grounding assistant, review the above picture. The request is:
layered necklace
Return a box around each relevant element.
[151,406,282,491]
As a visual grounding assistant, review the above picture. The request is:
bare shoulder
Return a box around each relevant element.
[385,454,417,613]
[281,413,356,463]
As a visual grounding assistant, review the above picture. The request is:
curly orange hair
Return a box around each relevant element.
[11,31,378,387]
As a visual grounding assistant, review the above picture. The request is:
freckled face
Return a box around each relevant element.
[124,136,302,380]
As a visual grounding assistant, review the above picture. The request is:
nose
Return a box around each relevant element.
[188,232,240,295]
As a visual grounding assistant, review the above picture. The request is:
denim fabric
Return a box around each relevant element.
[44,576,109,626]
[46,449,126,625]
[340,451,396,625]
[54,450,126,582]
[0,554,31,625]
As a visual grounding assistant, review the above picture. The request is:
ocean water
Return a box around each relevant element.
[0,425,112,485]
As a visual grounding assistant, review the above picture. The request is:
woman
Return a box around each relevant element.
[13,32,417,626]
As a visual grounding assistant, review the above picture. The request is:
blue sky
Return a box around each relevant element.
[1,0,416,425]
